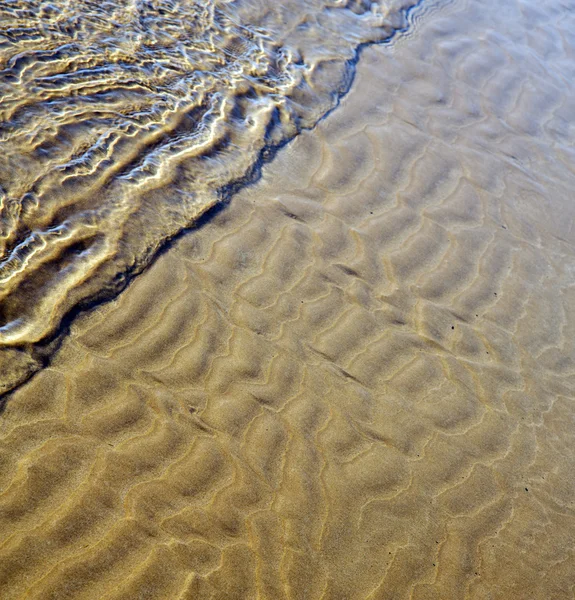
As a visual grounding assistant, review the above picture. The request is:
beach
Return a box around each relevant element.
[1,0,575,598]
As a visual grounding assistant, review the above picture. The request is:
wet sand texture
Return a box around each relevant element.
[0,0,417,393]
[2,0,575,598]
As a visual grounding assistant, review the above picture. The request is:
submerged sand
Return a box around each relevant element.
[1,0,575,598]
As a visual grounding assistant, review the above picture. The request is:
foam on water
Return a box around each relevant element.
[0,0,420,394]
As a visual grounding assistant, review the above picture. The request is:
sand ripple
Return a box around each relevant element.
[0,0,417,393]
[1,0,575,598]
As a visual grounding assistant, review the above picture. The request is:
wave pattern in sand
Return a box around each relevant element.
[0,0,418,393]
[1,0,575,598]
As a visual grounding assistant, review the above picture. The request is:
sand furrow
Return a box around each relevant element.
[1,0,575,598]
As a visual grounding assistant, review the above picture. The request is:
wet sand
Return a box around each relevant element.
[2,0,575,598]
[0,0,416,391]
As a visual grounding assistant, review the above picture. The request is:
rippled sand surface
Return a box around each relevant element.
[0,0,417,392]
[2,0,575,598]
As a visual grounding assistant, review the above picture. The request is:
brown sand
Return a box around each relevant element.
[0,0,415,392]
[2,0,575,598]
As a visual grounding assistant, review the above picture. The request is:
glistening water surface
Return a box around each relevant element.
[0,0,418,395]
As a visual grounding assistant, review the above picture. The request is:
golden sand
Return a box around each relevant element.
[1,0,575,598]
[0,0,415,391]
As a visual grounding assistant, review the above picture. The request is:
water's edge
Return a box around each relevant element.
[0,0,433,406]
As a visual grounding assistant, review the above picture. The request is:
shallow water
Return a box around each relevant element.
[1,0,575,598]
[0,0,418,394]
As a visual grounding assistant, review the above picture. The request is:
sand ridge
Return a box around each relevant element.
[1,0,575,598]
[0,0,419,395]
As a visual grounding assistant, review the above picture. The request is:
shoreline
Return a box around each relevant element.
[1,0,575,598]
